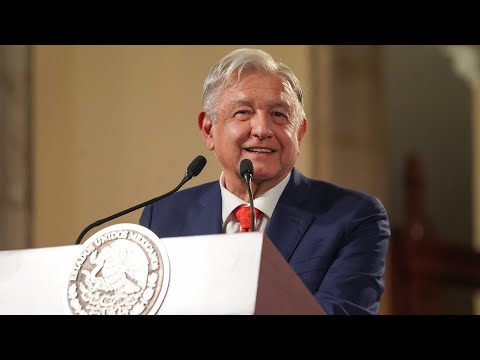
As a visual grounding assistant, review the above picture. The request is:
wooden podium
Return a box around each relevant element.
[0,232,324,315]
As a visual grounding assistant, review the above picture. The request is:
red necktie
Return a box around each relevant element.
[234,206,260,232]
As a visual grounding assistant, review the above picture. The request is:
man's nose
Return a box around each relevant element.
[251,113,272,140]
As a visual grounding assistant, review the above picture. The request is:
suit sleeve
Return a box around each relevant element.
[315,195,390,315]
[139,204,153,228]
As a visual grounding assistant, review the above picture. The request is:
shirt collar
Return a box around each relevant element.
[219,171,291,224]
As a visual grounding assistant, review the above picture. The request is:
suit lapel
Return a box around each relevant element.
[192,183,223,235]
[182,170,314,252]
[266,168,315,261]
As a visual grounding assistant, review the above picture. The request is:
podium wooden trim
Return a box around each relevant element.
[256,236,324,314]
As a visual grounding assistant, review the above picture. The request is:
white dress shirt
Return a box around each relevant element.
[220,172,291,234]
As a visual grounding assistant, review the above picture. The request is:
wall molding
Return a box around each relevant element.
[0,45,32,250]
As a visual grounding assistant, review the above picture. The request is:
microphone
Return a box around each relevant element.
[74,155,207,245]
[239,159,256,232]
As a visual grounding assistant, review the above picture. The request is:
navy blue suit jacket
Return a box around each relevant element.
[140,167,390,315]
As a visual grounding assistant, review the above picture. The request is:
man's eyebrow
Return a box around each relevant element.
[269,102,290,109]
[229,100,290,108]
[228,100,252,107]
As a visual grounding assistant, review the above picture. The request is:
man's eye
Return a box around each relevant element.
[234,110,252,120]
[272,112,289,123]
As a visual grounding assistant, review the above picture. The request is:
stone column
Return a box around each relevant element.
[309,45,387,202]
[441,45,480,314]
[0,45,32,250]
[441,45,480,251]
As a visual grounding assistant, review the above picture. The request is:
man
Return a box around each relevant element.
[140,48,390,315]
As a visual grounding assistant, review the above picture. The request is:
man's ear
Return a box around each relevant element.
[198,111,215,151]
[297,118,307,144]
[296,118,307,155]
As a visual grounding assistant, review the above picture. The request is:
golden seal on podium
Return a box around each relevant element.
[65,223,170,315]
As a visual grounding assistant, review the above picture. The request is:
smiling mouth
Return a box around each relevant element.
[245,148,274,153]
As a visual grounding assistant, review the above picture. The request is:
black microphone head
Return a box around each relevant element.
[240,159,254,178]
[187,155,207,177]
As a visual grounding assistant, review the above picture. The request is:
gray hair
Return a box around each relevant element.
[202,48,306,127]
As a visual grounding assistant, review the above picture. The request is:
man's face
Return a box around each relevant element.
[199,71,307,190]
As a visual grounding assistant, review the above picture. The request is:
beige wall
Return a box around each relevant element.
[33,45,313,248]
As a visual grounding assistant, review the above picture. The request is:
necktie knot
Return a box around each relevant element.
[234,206,260,232]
